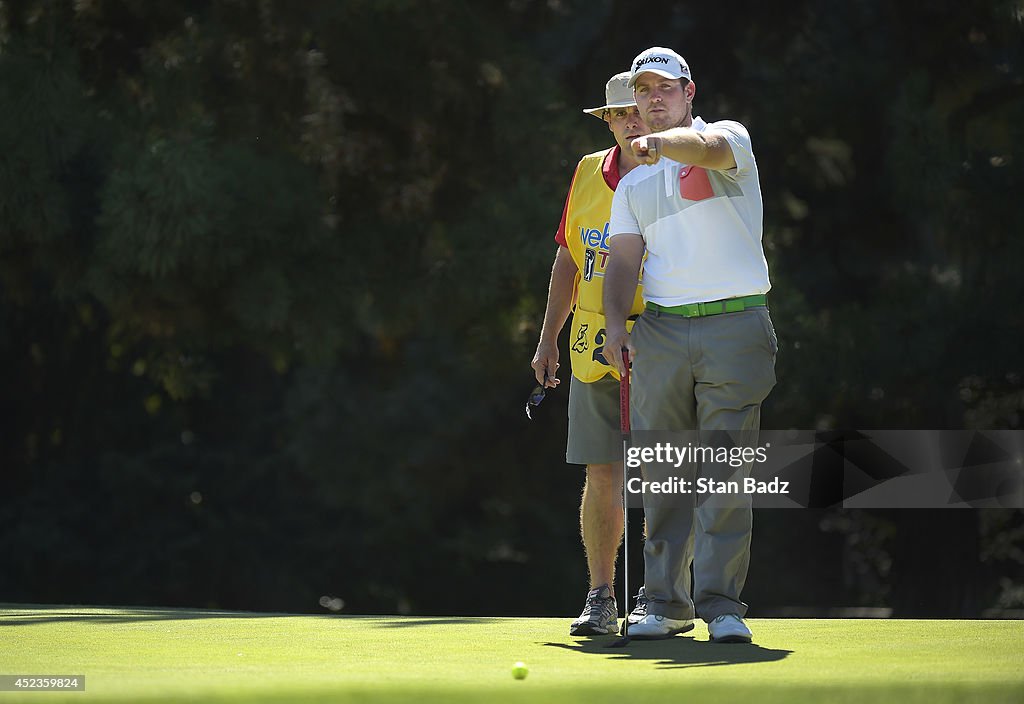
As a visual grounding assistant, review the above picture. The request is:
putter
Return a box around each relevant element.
[608,348,632,648]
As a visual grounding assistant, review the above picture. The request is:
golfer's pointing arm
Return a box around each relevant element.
[603,233,644,377]
[630,128,737,171]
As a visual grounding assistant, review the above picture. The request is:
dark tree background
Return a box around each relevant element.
[2,0,1022,617]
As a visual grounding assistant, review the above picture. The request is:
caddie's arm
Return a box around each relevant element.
[531,245,578,387]
[630,128,736,171]
[602,233,645,377]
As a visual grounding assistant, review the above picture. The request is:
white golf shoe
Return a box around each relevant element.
[708,613,753,643]
[627,613,695,640]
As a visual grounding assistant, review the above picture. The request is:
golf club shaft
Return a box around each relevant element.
[620,348,630,640]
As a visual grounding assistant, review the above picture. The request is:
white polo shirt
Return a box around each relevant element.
[608,116,770,306]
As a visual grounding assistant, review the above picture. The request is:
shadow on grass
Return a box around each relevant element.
[0,604,502,628]
[542,634,792,669]
[0,604,315,626]
[367,618,502,628]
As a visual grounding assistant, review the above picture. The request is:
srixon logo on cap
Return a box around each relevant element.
[635,55,672,69]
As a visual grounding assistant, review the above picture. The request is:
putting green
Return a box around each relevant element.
[0,605,1021,703]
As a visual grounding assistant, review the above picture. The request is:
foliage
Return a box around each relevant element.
[1,0,1022,616]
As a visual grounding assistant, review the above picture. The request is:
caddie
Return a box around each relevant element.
[530,71,649,636]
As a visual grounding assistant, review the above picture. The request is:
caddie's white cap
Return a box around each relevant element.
[582,72,636,119]
[627,47,691,87]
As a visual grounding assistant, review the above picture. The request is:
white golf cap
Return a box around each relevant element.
[627,47,691,87]
[582,72,636,119]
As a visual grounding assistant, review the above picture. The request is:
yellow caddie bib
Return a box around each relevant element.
[564,148,645,382]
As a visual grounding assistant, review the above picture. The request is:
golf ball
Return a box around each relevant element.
[511,661,528,680]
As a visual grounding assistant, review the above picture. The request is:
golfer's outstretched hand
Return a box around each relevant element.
[630,135,662,165]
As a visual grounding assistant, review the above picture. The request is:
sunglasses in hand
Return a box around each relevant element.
[524,380,550,420]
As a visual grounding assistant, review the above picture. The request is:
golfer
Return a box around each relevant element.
[530,72,648,636]
[603,47,778,643]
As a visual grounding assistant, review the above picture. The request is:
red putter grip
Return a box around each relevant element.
[619,348,631,436]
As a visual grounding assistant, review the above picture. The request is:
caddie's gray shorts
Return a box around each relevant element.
[566,374,623,466]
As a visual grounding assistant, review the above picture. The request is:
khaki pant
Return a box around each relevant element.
[630,306,777,622]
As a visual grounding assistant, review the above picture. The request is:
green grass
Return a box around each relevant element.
[0,605,1022,703]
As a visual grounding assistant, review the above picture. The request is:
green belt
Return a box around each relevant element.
[646,294,766,318]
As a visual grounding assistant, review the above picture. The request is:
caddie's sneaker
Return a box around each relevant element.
[569,584,619,636]
[627,613,695,640]
[627,585,649,625]
[708,613,753,643]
